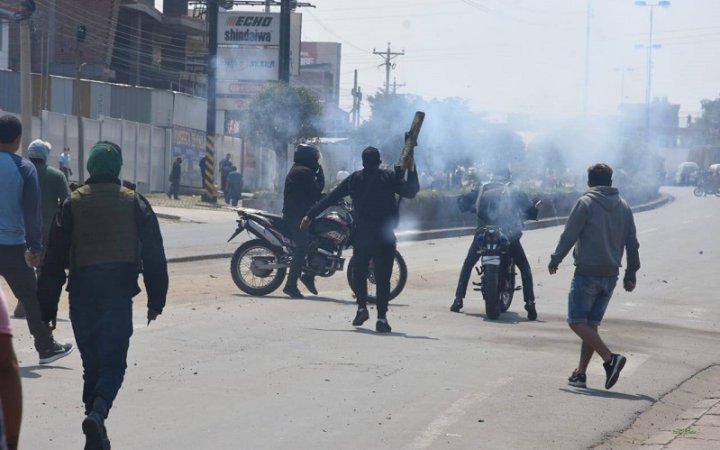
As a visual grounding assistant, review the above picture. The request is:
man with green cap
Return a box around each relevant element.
[38,141,169,450]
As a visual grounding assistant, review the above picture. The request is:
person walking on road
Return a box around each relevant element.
[219,153,233,193]
[549,163,640,390]
[301,146,419,333]
[224,165,243,207]
[168,157,182,200]
[281,144,325,299]
[0,287,22,450]
[12,139,70,319]
[59,147,72,180]
[0,115,73,365]
[38,141,169,450]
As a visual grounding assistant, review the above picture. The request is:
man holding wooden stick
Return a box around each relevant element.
[301,112,424,332]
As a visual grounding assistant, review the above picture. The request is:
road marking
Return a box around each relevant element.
[641,227,658,233]
[408,377,511,449]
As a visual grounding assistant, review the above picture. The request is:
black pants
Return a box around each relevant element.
[353,240,395,319]
[284,216,312,289]
[70,292,133,417]
[454,237,535,304]
[0,245,54,351]
[168,181,179,199]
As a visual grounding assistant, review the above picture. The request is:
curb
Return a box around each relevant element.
[167,193,673,264]
[157,212,182,221]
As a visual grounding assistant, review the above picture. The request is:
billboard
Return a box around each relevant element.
[216,47,279,81]
[218,11,280,46]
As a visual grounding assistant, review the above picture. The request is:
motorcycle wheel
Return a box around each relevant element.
[230,239,286,296]
[693,186,704,197]
[482,264,501,319]
[499,269,515,313]
[346,250,408,304]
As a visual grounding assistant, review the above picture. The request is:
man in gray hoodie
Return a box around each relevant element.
[549,163,640,390]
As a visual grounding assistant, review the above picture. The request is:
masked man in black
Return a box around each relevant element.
[451,168,539,320]
[301,147,419,333]
[282,144,325,298]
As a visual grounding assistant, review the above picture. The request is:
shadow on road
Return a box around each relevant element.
[20,364,73,379]
[559,387,655,402]
[306,327,439,340]
[465,311,531,324]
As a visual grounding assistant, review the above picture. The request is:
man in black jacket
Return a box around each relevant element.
[451,169,539,320]
[301,147,419,333]
[38,141,168,450]
[282,144,325,298]
[167,157,182,200]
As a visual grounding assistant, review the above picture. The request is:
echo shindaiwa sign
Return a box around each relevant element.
[218,11,280,46]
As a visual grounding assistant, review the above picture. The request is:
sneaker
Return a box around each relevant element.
[352,308,369,326]
[13,303,26,319]
[376,319,392,333]
[603,354,627,390]
[525,302,537,321]
[282,286,304,299]
[82,411,111,450]
[39,341,74,365]
[568,370,587,388]
[300,274,318,295]
[450,298,463,313]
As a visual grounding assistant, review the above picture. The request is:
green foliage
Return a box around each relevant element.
[696,95,720,142]
[243,84,323,147]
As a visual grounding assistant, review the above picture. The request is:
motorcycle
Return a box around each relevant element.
[227,203,408,302]
[693,177,720,197]
[471,225,518,319]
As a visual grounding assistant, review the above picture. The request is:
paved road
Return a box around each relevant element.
[7,187,720,449]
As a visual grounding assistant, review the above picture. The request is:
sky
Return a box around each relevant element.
[157,0,720,120]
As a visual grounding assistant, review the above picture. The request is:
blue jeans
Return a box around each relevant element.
[567,274,618,325]
[69,293,133,416]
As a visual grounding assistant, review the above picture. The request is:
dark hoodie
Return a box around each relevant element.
[550,186,640,282]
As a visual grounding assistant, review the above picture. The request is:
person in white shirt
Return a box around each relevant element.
[58,147,72,180]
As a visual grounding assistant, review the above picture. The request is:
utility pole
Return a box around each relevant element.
[15,0,37,157]
[74,24,86,181]
[203,0,219,202]
[20,20,32,157]
[634,1,670,144]
[373,43,404,95]
[583,0,591,117]
[392,77,405,95]
[351,69,362,127]
[279,0,291,83]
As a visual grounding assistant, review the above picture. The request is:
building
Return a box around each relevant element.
[1,0,206,94]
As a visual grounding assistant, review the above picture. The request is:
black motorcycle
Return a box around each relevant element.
[228,203,407,302]
[472,225,518,319]
[693,177,720,197]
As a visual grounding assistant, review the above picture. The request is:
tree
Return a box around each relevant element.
[243,84,323,179]
[696,95,720,144]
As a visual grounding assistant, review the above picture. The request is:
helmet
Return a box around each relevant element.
[492,168,512,182]
[294,144,320,168]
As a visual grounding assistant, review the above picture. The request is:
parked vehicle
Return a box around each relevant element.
[472,225,518,319]
[675,162,699,186]
[228,203,407,302]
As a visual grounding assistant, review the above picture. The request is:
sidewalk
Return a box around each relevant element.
[597,365,720,449]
